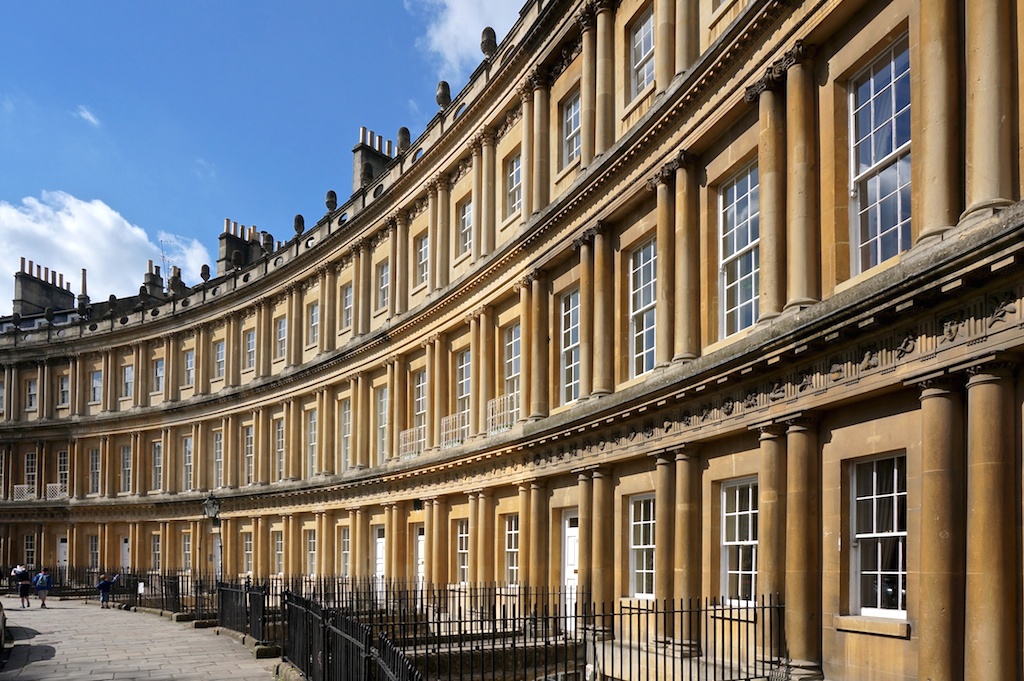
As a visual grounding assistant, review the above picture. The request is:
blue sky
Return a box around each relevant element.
[0,1,520,315]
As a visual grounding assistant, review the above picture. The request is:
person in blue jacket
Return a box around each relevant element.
[96,573,119,609]
[32,567,53,608]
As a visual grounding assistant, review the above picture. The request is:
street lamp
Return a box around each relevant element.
[202,493,222,580]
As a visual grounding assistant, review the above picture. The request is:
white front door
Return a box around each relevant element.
[120,536,131,569]
[563,510,579,631]
[415,525,426,587]
[56,537,69,570]
[374,527,386,579]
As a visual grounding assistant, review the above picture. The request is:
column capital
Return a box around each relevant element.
[785,413,820,431]
[593,0,619,13]
[744,67,783,103]
[774,40,817,77]
[572,226,598,250]
[576,4,596,31]
[518,82,534,104]
[529,65,552,91]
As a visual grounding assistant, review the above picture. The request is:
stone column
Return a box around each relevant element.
[529,271,549,419]
[592,223,614,394]
[917,380,965,681]
[964,366,1017,680]
[531,68,550,211]
[437,178,451,288]
[477,491,494,584]
[674,450,700,617]
[675,0,698,73]
[393,356,407,457]
[962,0,1013,221]
[427,183,439,292]
[757,426,786,603]
[785,418,821,677]
[518,483,532,586]
[481,131,496,257]
[471,137,483,263]
[359,241,373,334]
[577,471,593,598]
[674,153,700,361]
[745,73,785,322]
[576,230,595,399]
[432,336,447,448]
[387,223,398,319]
[651,165,675,368]
[520,87,534,219]
[529,480,547,589]
[468,493,478,584]
[479,307,494,437]
[592,467,613,608]
[518,281,533,419]
[654,454,674,614]
[781,43,819,311]
[432,497,448,586]
[395,213,409,315]
[579,7,596,166]
[655,0,674,91]
[469,314,480,436]
[425,340,436,450]
[594,0,615,154]
[357,373,370,468]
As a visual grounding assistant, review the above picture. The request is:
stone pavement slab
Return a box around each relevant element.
[0,597,281,680]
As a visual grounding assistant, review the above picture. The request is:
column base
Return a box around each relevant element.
[672,352,698,363]
[782,298,818,314]
[782,659,824,680]
[959,198,1013,228]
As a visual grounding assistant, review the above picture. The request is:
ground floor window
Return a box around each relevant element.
[722,479,758,602]
[853,454,907,617]
[630,495,655,598]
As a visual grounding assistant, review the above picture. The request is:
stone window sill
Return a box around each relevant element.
[833,614,910,639]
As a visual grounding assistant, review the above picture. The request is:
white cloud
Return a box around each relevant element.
[194,158,217,180]
[75,105,100,127]
[0,191,211,315]
[415,0,520,83]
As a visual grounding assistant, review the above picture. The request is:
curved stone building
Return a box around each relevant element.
[2,0,1022,678]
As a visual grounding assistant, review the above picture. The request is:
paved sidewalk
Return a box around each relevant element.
[0,596,280,680]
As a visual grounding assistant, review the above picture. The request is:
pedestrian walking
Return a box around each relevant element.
[32,567,53,608]
[96,573,119,609]
[11,564,31,609]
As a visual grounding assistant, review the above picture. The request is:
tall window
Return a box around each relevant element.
[376,386,388,465]
[0,382,5,416]
[243,330,256,369]
[854,455,907,617]
[213,341,225,379]
[341,284,354,329]
[273,531,284,574]
[561,290,581,403]
[305,530,317,575]
[152,359,165,393]
[182,436,194,491]
[506,154,522,216]
[630,7,655,98]
[213,431,224,488]
[58,374,70,405]
[25,379,37,410]
[457,200,473,256]
[340,527,351,577]
[630,496,656,598]
[306,410,318,478]
[377,262,390,310]
[562,92,581,166]
[456,519,470,584]
[307,302,320,345]
[24,451,37,487]
[412,371,427,449]
[631,238,657,376]
[183,350,195,386]
[243,425,255,485]
[24,535,35,568]
[120,445,131,493]
[720,163,760,336]
[122,365,134,398]
[88,535,100,569]
[90,370,103,402]
[89,448,101,495]
[339,399,352,472]
[151,534,162,571]
[414,235,429,287]
[851,38,911,274]
[273,418,285,482]
[57,450,69,491]
[722,480,758,602]
[505,514,520,584]
[275,317,287,358]
[455,350,471,427]
[151,441,163,491]
[181,533,192,571]
[504,324,521,421]
[243,533,254,574]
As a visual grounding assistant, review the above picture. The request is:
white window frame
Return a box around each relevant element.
[24,535,35,568]
[340,527,351,577]
[181,533,192,571]
[630,238,657,377]
[243,533,254,574]
[151,441,163,491]
[377,261,390,311]
[151,534,161,571]
[243,425,255,485]
[455,349,471,424]
[273,531,284,574]
[853,454,907,618]
[505,514,520,585]
[414,235,429,287]
[412,371,427,444]
[120,444,131,493]
[213,431,224,488]
[57,450,69,490]
[849,37,911,275]
[457,199,473,256]
[182,435,194,491]
[90,370,103,403]
[89,448,101,495]
[305,529,317,575]
[58,374,71,405]
[719,162,761,336]
[504,323,521,421]
[561,290,581,404]
[375,386,388,465]
[183,350,195,386]
[274,418,285,482]
[306,409,318,478]
[24,450,37,488]
[562,91,581,167]
[722,479,759,604]
[456,518,470,584]
[25,378,37,410]
[630,6,655,99]
[506,153,522,217]
[243,329,256,369]
[339,398,352,472]
[122,364,134,398]
[341,284,354,329]
[213,341,225,379]
[275,317,287,358]
[88,535,100,569]
[152,359,164,393]
[307,302,320,346]
[630,495,656,599]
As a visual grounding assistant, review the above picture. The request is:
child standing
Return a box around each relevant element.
[11,565,31,609]
[96,573,119,609]
[32,568,53,608]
